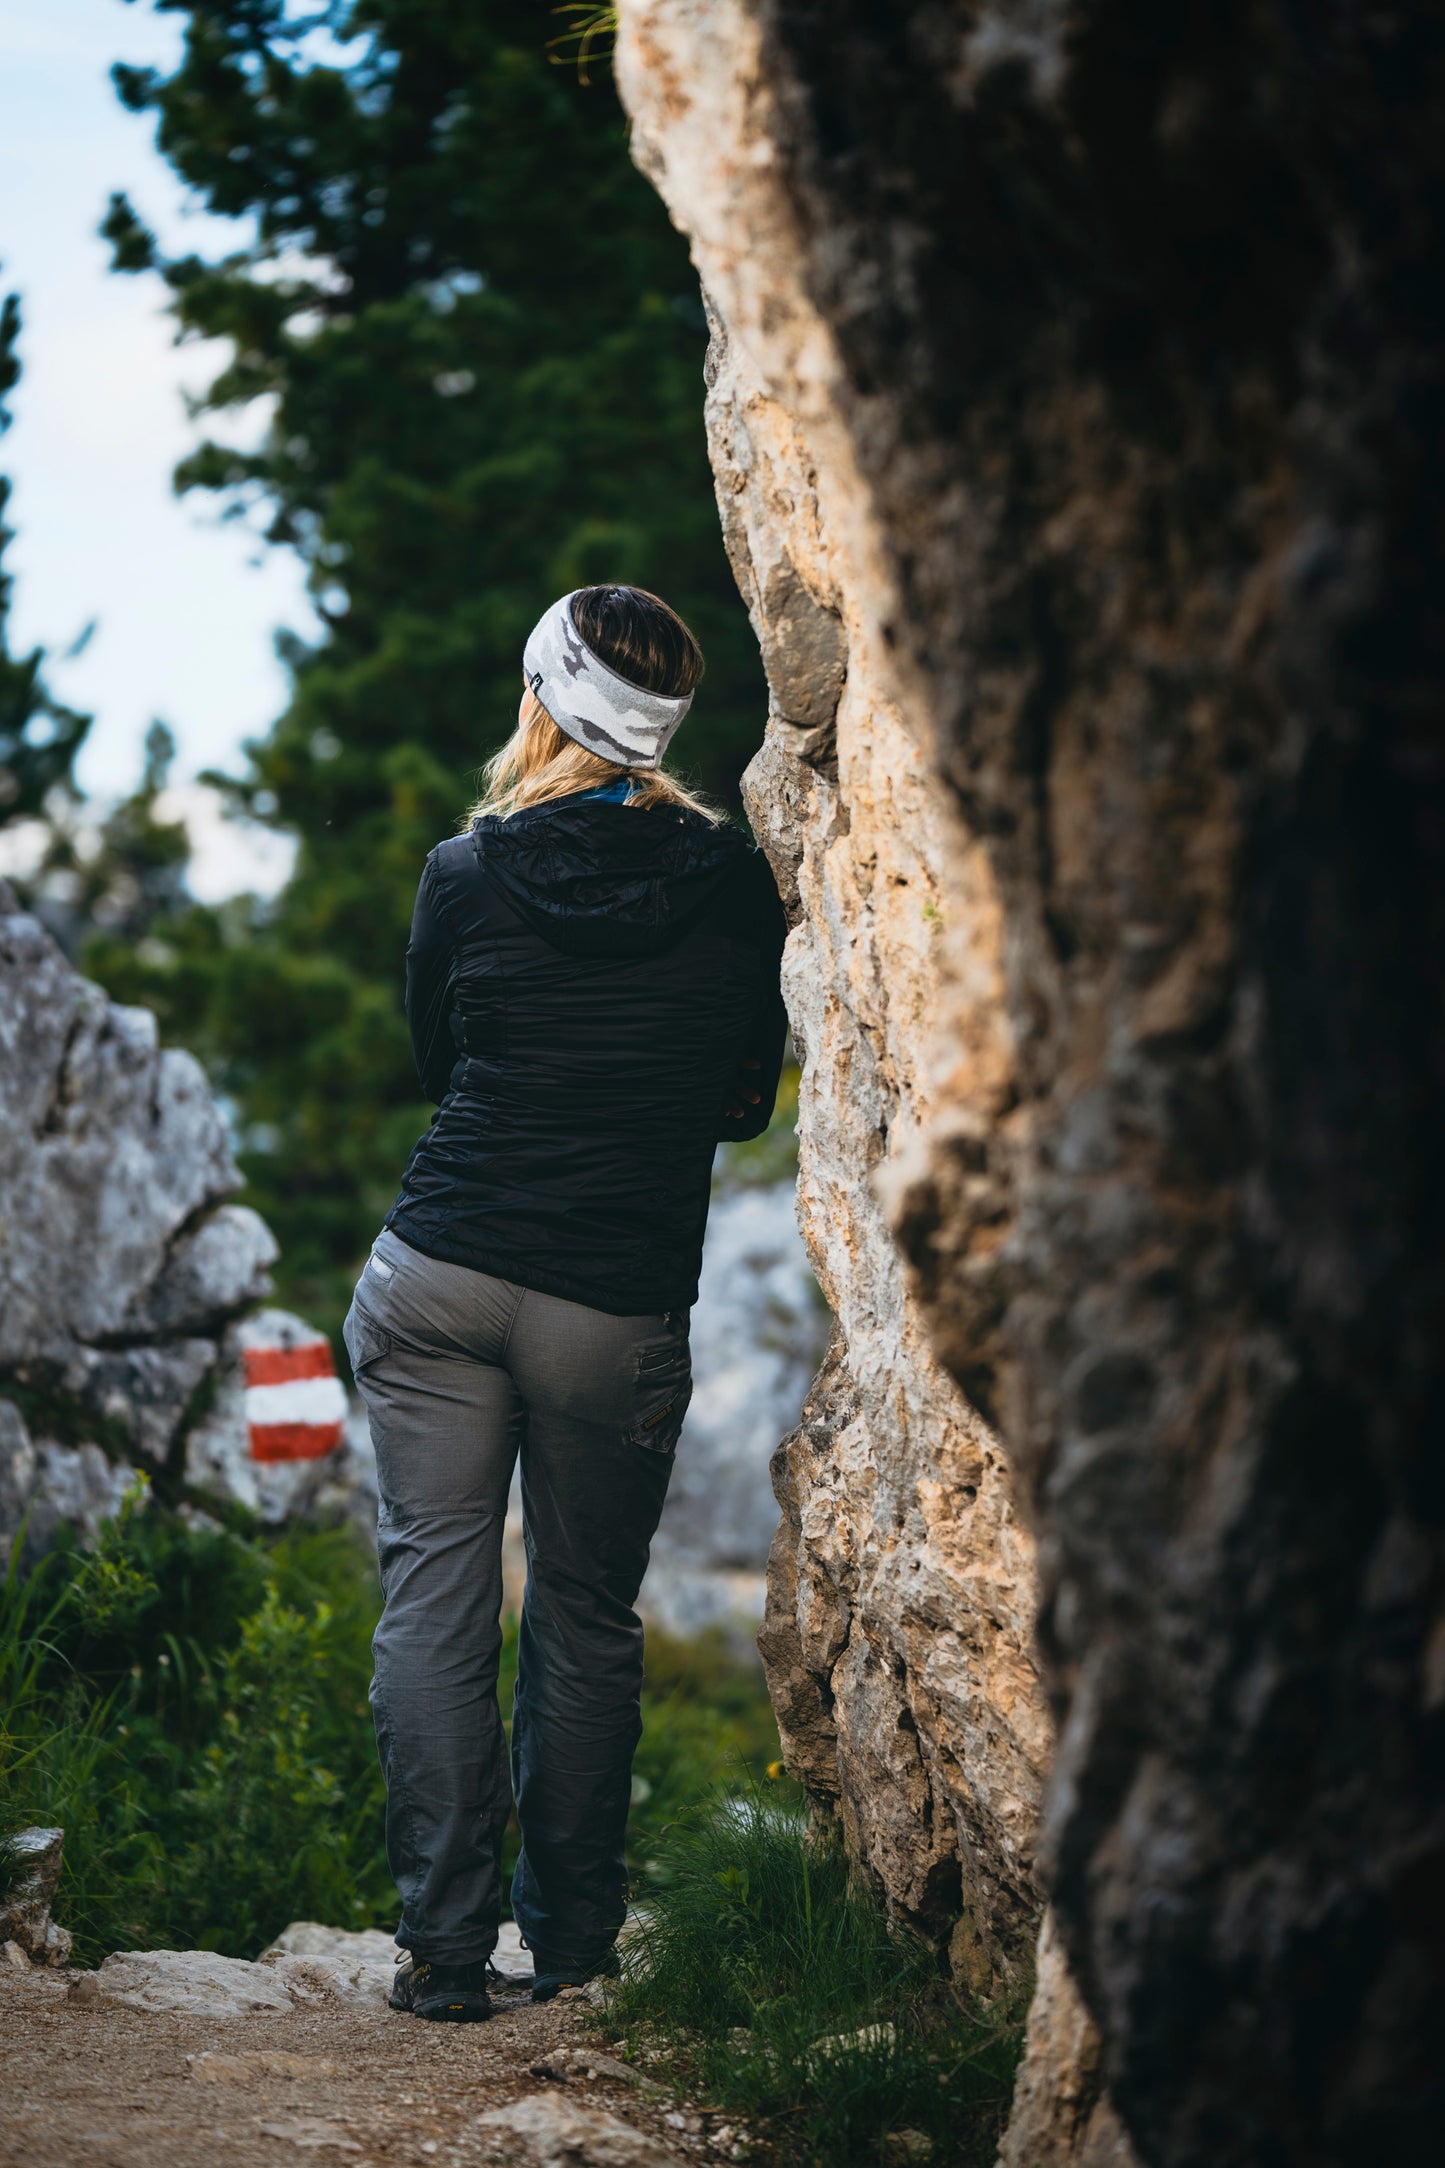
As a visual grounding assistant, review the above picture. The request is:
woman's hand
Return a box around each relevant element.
[724,1057,763,1121]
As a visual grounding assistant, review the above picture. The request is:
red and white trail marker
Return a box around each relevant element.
[242,1328,346,1464]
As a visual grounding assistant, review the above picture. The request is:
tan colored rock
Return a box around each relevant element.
[477,2094,684,2168]
[621,7,1445,2163]
[997,1916,1140,2168]
[617,0,1048,1969]
[190,2050,339,2086]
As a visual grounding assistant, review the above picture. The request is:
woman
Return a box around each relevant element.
[344,584,788,2023]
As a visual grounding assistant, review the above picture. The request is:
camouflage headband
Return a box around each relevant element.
[522,592,692,770]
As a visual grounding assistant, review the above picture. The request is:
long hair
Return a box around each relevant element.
[465,583,723,827]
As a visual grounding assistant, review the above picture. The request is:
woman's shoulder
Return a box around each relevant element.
[418,829,491,916]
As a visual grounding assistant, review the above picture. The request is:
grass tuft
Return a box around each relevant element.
[603,1792,1025,2166]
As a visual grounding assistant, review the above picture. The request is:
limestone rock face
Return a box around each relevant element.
[619,4,1445,2163]
[617,0,1050,1972]
[0,897,238,1365]
[0,883,364,1548]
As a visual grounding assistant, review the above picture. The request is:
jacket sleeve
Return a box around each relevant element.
[717,850,790,1144]
[405,853,459,1104]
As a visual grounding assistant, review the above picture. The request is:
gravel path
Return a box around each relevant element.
[0,1959,726,2168]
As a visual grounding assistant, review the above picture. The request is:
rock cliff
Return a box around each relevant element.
[0,881,364,1548]
[618,4,1445,2164]
[618,0,1052,1990]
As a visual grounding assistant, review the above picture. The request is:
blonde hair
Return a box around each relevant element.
[465,692,724,826]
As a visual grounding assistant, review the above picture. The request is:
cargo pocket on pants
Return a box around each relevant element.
[343,1301,392,1382]
[627,1342,693,1457]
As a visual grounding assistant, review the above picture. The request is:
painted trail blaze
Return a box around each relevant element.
[242,1333,346,1463]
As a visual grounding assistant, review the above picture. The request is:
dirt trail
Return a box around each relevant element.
[0,1961,725,2168]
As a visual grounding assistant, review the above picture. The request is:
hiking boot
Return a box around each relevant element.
[389,1952,492,2023]
[529,1948,620,2005]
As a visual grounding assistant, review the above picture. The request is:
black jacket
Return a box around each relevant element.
[385,796,789,1316]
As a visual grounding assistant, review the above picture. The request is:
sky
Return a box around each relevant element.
[0,0,314,895]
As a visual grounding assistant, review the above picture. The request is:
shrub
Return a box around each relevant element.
[604,1793,1026,2168]
[0,1494,394,1959]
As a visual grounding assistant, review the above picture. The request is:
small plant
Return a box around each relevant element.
[604,1793,1025,2166]
[548,5,619,82]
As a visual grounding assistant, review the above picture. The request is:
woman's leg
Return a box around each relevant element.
[345,1232,526,1967]
[503,1289,691,1976]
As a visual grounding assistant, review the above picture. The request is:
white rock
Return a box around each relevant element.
[0,899,239,1364]
[263,1921,399,1964]
[0,890,340,1558]
[23,1441,141,1555]
[255,1926,400,2013]
[184,1310,371,1528]
[0,1400,36,1538]
[493,1919,531,1977]
[121,1204,279,1335]
[810,2021,897,2065]
[61,1338,218,1466]
[0,1826,70,1963]
[68,1948,296,2018]
[258,1949,391,2013]
[476,2095,685,2168]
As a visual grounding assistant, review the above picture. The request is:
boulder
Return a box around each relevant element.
[68,1948,300,2019]
[0,1826,71,1966]
[476,2096,684,2168]
[119,1204,279,1337]
[0,886,365,1552]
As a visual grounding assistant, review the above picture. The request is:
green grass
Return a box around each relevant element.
[602,1794,1026,2168]
[1,1491,781,1964]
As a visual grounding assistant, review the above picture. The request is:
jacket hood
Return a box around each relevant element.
[472,799,751,961]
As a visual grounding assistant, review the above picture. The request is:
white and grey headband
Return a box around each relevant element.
[522,591,692,770]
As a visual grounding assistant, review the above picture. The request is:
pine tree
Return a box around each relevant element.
[98,2,765,1330]
[0,285,91,830]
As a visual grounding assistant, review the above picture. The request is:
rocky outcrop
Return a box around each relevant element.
[619,4,1445,2164]
[618,0,1051,1981]
[0,882,365,1547]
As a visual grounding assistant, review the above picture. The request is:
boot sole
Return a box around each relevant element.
[409,1991,493,2023]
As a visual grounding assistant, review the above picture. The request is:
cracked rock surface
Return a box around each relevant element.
[0,881,372,1550]
[617,4,1445,2163]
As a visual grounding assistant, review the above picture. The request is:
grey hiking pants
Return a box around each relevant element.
[343,1226,691,1972]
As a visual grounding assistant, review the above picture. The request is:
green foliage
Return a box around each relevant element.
[92,2,766,1339]
[0,1503,393,1961]
[1,1499,779,1966]
[0,280,91,827]
[606,1797,1026,2167]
